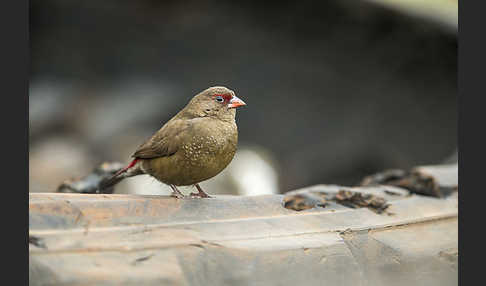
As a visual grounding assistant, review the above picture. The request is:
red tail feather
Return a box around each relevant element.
[113,158,139,177]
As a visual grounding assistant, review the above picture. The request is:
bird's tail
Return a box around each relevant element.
[99,159,141,191]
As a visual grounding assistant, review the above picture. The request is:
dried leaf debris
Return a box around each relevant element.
[283,190,389,214]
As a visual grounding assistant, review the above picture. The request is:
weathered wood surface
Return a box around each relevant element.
[29,164,458,286]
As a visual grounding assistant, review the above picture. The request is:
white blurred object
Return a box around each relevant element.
[365,0,457,33]
[116,174,172,195]
[224,147,279,196]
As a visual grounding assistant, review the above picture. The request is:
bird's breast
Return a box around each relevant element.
[180,121,237,168]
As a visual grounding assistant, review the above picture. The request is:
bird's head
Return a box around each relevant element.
[183,86,246,121]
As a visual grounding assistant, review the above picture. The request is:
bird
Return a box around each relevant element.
[99,86,246,198]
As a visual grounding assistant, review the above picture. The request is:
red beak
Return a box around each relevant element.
[228,95,246,108]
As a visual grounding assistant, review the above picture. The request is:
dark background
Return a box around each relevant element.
[29,0,457,195]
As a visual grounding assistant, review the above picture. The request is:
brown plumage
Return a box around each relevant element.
[100,86,246,198]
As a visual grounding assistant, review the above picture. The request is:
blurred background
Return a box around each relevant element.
[29,0,457,196]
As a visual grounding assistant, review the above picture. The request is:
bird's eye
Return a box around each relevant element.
[215,96,224,102]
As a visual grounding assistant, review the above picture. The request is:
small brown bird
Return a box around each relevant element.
[100,86,246,198]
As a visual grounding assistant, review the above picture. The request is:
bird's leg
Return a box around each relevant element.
[190,184,212,198]
[169,185,185,198]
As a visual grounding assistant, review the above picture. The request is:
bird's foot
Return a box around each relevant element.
[170,192,185,199]
[190,184,212,198]
[169,185,185,199]
[189,192,211,198]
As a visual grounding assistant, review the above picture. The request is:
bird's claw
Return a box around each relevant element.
[170,192,185,199]
[169,185,185,199]
[190,192,212,198]
[192,184,212,198]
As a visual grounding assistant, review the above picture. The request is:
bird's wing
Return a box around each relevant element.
[132,118,192,159]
